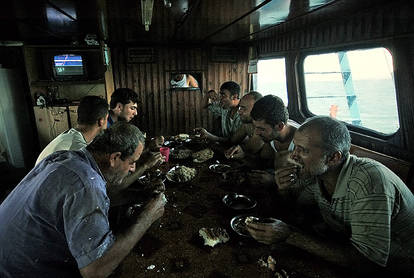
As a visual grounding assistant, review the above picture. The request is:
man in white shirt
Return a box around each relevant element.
[36,96,108,165]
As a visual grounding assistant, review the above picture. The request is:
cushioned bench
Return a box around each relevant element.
[350,145,414,191]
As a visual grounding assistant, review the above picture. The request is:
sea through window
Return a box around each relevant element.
[253,58,288,105]
[303,47,399,134]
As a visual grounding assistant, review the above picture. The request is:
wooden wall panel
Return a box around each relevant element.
[111,47,249,137]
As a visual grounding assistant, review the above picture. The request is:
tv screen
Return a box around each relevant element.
[53,54,85,79]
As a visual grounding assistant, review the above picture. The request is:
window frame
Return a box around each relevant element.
[297,44,400,140]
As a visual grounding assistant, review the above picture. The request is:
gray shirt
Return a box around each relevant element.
[208,103,242,138]
[299,155,414,269]
[0,149,114,277]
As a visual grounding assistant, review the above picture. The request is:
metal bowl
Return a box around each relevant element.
[222,193,257,210]
[230,215,254,237]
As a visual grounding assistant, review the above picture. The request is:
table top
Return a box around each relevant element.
[109,144,368,278]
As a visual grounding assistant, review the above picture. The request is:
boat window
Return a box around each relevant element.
[253,58,288,105]
[303,47,399,134]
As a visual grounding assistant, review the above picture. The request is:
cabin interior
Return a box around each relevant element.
[0,0,413,198]
[1,0,414,277]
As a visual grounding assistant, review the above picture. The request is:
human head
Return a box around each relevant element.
[291,116,351,179]
[87,122,146,185]
[238,91,263,123]
[250,95,288,142]
[219,81,240,109]
[77,96,108,130]
[109,88,139,122]
[207,89,218,101]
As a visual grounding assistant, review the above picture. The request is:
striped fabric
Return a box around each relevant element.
[300,155,414,268]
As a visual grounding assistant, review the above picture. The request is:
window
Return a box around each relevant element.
[254,58,288,105]
[303,47,399,134]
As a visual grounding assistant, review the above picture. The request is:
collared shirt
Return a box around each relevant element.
[35,128,87,165]
[208,103,242,138]
[0,149,114,278]
[300,155,414,268]
[107,113,114,128]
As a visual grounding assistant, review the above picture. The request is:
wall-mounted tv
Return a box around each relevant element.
[53,54,86,80]
[42,49,105,81]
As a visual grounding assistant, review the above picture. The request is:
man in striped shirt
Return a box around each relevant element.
[247,116,414,275]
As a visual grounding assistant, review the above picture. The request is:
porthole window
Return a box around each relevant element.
[303,47,399,134]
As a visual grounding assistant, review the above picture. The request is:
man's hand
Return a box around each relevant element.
[274,165,298,190]
[140,152,164,170]
[246,219,291,245]
[194,127,215,141]
[248,170,274,186]
[148,136,165,151]
[139,193,166,223]
[225,145,245,159]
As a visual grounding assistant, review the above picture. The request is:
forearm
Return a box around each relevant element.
[286,231,381,272]
[80,214,153,278]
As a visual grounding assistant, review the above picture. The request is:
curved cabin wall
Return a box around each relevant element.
[253,0,414,160]
[111,47,249,136]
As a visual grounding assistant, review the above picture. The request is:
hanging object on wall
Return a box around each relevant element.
[141,0,154,31]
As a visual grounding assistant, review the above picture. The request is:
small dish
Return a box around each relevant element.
[230,215,254,237]
[222,193,257,210]
[209,163,231,173]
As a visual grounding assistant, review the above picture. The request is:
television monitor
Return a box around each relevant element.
[53,54,86,80]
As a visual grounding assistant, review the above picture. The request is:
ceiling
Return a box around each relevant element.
[0,0,391,46]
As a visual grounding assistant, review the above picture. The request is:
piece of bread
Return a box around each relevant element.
[199,227,229,247]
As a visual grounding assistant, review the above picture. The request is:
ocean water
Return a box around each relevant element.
[257,79,399,134]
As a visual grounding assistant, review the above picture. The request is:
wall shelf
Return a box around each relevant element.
[31,79,105,86]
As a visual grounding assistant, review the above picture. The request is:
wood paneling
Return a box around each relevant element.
[111,47,248,136]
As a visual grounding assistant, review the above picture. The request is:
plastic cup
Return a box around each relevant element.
[159,147,170,162]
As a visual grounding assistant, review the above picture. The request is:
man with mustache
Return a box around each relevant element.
[0,122,166,278]
[247,116,414,275]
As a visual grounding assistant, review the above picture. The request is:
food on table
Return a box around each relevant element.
[170,148,192,159]
[192,148,214,163]
[166,165,196,183]
[174,133,190,141]
[244,216,260,225]
[198,227,229,247]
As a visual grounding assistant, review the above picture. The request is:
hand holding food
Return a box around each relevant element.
[245,218,291,245]
[274,165,298,190]
[225,145,245,159]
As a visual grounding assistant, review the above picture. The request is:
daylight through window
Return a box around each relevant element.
[303,47,399,134]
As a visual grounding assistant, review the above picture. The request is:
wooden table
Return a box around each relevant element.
[109,147,371,278]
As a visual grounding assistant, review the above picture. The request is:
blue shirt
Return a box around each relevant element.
[0,149,115,277]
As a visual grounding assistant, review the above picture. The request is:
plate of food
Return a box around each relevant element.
[230,215,254,237]
[170,147,192,160]
[166,165,197,183]
[208,163,231,173]
[192,148,214,163]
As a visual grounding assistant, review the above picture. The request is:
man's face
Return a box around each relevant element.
[219,89,233,109]
[290,129,329,179]
[100,114,109,132]
[107,143,144,185]
[253,119,278,142]
[238,95,255,123]
[119,101,138,122]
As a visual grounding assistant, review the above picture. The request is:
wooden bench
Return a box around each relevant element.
[350,145,414,191]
